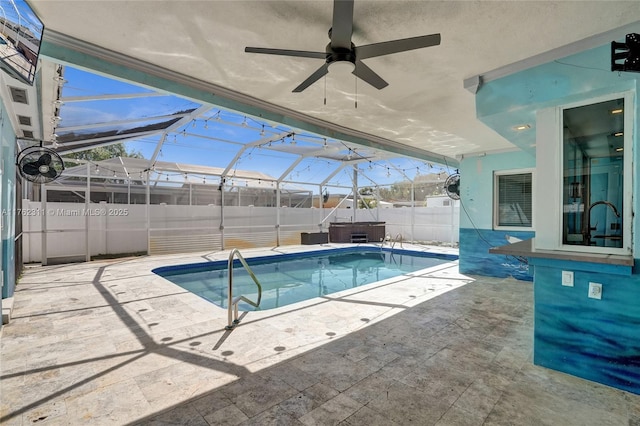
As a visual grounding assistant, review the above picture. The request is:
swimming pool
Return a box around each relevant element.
[153,247,457,310]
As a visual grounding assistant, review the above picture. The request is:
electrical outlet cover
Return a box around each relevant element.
[588,282,602,300]
[562,271,574,287]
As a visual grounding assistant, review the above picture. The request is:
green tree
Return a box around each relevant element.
[65,143,143,163]
[63,144,144,169]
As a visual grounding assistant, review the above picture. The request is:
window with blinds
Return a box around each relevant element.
[495,172,532,228]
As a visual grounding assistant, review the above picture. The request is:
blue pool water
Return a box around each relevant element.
[153,247,457,310]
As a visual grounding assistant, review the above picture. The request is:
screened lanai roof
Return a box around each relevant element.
[42,64,452,189]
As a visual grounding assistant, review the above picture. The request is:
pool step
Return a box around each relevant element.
[350,233,368,243]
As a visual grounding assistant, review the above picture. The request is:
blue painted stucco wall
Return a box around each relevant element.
[532,258,640,394]
[458,150,535,281]
[472,42,640,394]
[1,98,16,300]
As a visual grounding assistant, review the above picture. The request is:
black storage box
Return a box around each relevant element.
[301,232,329,245]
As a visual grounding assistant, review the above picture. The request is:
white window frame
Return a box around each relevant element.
[556,92,636,255]
[536,91,633,255]
[493,168,535,231]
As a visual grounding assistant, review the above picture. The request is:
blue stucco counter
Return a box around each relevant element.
[490,238,640,395]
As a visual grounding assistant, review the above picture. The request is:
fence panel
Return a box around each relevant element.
[22,201,459,262]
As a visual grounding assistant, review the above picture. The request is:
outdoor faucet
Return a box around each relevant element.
[585,201,620,245]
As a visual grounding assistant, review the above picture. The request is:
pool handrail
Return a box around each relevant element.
[226,248,262,330]
[391,233,404,250]
[384,233,403,250]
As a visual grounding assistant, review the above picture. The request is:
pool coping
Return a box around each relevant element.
[147,243,460,320]
[152,244,459,275]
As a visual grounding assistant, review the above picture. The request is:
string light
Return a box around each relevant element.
[260,125,265,136]
[54,75,67,86]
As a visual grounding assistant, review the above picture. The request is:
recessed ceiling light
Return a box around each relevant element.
[616,147,624,152]
[614,132,624,137]
[513,124,531,131]
[611,108,623,114]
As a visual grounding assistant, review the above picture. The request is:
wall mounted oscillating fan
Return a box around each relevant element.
[17,145,65,184]
[445,172,460,200]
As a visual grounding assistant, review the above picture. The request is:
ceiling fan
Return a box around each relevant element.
[245,0,441,93]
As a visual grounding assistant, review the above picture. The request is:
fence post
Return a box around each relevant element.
[85,162,90,262]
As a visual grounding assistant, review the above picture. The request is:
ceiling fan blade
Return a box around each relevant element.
[353,61,388,90]
[293,63,330,92]
[330,0,354,50]
[245,47,326,59]
[355,33,441,60]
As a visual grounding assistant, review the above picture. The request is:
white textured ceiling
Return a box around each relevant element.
[29,1,640,161]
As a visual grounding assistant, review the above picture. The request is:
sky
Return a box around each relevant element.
[58,66,452,191]
[0,0,43,35]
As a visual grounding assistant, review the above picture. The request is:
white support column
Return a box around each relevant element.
[85,162,90,262]
[319,184,324,232]
[352,167,358,222]
[40,184,46,266]
[276,182,281,246]
[450,200,455,245]
[220,179,225,250]
[410,181,415,243]
[146,170,150,254]
[375,186,380,222]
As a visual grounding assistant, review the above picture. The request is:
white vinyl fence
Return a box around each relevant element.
[22,200,459,263]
